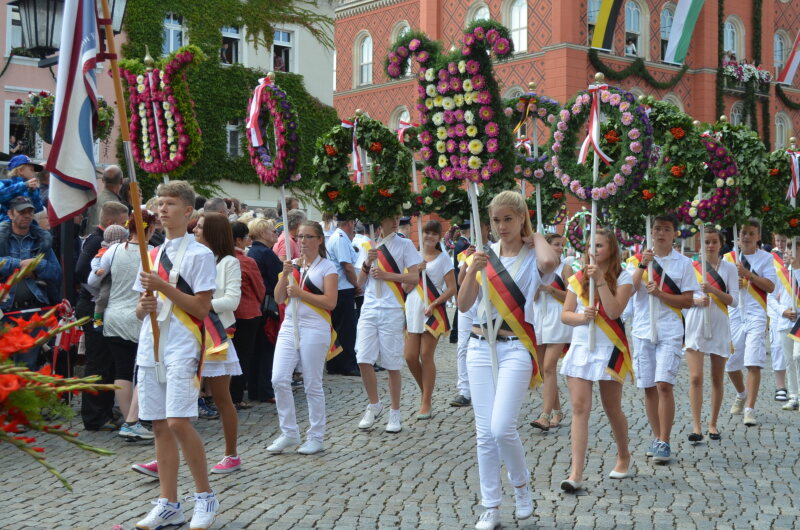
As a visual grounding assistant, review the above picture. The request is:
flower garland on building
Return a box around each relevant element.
[120,45,205,178]
[385,21,516,184]
[246,76,301,186]
[551,86,652,205]
[312,114,412,225]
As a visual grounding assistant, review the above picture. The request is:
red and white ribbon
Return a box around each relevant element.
[515,137,532,156]
[578,83,613,166]
[397,120,419,144]
[787,150,800,201]
[341,118,363,183]
[246,77,272,147]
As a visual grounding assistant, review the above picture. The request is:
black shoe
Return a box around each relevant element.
[374,364,386,372]
[342,368,361,376]
[449,395,471,407]
[688,432,703,442]
[708,431,722,441]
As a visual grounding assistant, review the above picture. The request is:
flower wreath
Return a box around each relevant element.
[312,114,413,225]
[385,21,517,184]
[679,225,699,240]
[614,228,644,247]
[525,185,566,226]
[503,93,562,180]
[551,86,652,204]
[760,150,800,238]
[120,45,205,177]
[246,77,301,186]
[566,210,595,253]
[674,134,740,226]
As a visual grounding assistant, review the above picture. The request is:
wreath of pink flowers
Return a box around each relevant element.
[675,136,740,225]
[551,87,652,205]
[246,81,301,186]
[614,228,645,247]
[566,210,595,253]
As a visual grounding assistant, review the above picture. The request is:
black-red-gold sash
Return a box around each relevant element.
[474,247,542,388]
[724,251,767,312]
[149,247,229,383]
[290,266,343,360]
[569,272,633,383]
[376,243,407,307]
[692,261,728,315]
[633,253,683,319]
[549,274,567,305]
[415,273,450,338]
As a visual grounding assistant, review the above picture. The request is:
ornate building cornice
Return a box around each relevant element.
[335,0,408,19]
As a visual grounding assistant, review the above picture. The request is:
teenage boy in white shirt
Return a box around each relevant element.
[628,214,699,465]
[724,219,776,426]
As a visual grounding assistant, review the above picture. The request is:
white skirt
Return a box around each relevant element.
[559,343,615,382]
[535,296,572,344]
[405,289,426,334]
[202,338,242,377]
[684,306,731,358]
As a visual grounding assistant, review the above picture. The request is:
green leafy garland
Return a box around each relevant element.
[760,150,800,237]
[716,0,725,118]
[776,85,800,110]
[761,99,771,148]
[588,49,689,90]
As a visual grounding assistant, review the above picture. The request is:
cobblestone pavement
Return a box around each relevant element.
[2,315,799,529]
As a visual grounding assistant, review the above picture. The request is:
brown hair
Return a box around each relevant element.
[580,228,622,296]
[298,220,327,259]
[703,226,726,247]
[544,232,564,244]
[423,219,443,235]
[200,213,235,262]
[156,180,195,207]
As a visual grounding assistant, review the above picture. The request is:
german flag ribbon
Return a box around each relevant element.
[513,96,532,135]
[376,243,407,307]
[549,274,567,306]
[457,247,474,264]
[290,266,342,360]
[692,261,728,315]
[773,255,800,307]
[415,273,450,338]
[569,272,633,383]
[150,247,229,386]
[634,253,683,319]
[724,252,767,312]
[474,247,542,388]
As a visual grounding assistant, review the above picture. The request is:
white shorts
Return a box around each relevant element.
[727,318,767,372]
[633,336,682,388]
[355,307,405,370]
[138,358,200,421]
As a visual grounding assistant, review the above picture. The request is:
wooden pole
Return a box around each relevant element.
[98,0,159,361]
[469,182,497,382]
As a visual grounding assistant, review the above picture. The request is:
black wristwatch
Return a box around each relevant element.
[638,262,647,270]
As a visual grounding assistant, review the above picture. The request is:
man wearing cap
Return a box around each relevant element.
[397,217,412,239]
[0,196,62,369]
[1,155,43,222]
[326,215,361,376]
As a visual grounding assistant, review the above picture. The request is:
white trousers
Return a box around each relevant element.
[771,324,788,371]
[467,337,532,508]
[272,325,330,442]
[787,338,800,399]
[456,311,472,399]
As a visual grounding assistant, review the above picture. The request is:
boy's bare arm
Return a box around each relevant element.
[139,271,213,320]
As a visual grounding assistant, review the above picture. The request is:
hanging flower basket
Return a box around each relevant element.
[36,115,53,144]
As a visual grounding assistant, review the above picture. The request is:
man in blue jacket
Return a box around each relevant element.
[0,196,62,368]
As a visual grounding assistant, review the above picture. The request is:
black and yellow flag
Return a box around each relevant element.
[591,0,624,51]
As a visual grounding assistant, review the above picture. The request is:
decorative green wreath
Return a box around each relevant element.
[552,85,652,205]
[566,210,595,253]
[311,113,413,225]
[503,93,562,180]
[525,181,566,226]
[760,150,800,237]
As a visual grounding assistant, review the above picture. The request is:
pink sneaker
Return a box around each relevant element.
[211,455,241,474]
[131,459,159,478]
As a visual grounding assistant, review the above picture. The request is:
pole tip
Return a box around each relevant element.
[790,136,797,146]
[355,108,364,117]
[528,81,537,90]
[144,45,154,69]
[719,115,728,122]
[594,72,605,83]
[693,120,701,127]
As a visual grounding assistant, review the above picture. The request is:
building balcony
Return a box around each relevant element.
[721,76,770,98]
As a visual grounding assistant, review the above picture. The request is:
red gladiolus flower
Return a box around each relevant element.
[552,192,563,200]
[770,168,779,176]
[369,142,383,152]
[324,145,337,156]
[0,374,22,402]
[790,218,799,228]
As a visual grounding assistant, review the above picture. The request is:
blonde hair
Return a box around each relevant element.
[488,190,533,239]
[156,180,195,207]
[248,217,275,241]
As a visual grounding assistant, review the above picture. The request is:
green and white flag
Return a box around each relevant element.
[663,0,706,65]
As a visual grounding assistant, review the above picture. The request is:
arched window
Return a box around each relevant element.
[660,5,675,60]
[775,32,789,70]
[776,113,791,149]
[662,93,684,112]
[730,102,744,126]
[625,1,642,57]
[467,2,490,23]
[390,106,411,132]
[355,33,373,86]
[723,16,744,60]
[506,0,527,53]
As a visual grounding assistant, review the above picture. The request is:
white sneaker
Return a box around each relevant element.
[385,409,402,433]
[782,398,799,411]
[297,439,325,455]
[475,508,501,530]
[358,403,384,429]
[743,408,758,426]
[120,422,154,440]
[514,484,534,520]
[135,498,185,530]
[730,396,746,414]
[267,435,301,453]
[189,492,219,530]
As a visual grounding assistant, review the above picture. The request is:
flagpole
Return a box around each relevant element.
[733,223,744,316]
[98,0,160,361]
[279,185,300,351]
[355,109,382,299]
[410,156,428,309]
[790,137,797,314]
[698,186,711,338]
[645,212,657,342]
[469,182,498,382]
[529,81,543,233]
[587,73,605,352]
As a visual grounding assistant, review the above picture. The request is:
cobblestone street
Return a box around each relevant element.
[2,316,799,529]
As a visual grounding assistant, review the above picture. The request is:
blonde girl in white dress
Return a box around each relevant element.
[531,233,573,431]
[684,227,738,442]
[403,220,456,419]
[560,228,634,492]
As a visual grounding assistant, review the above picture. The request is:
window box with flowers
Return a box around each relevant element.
[722,60,771,93]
